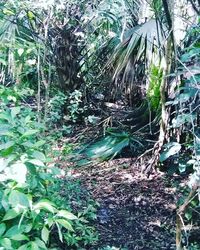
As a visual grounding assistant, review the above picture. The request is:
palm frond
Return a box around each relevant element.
[108,19,166,98]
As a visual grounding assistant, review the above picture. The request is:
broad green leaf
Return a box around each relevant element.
[0,113,11,122]
[0,238,12,249]
[9,190,29,208]
[30,242,39,250]
[41,226,49,243]
[56,210,77,220]
[27,159,44,167]
[0,141,15,151]
[55,222,63,242]
[4,225,21,237]
[185,210,192,220]
[31,151,46,162]
[0,125,11,136]
[3,209,20,221]
[22,224,32,233]
[11,107,21,119]
[8,163,27,184]
[33,140,46,148]
[160,142,181,162]
[46,218,54,227]
[22,141,34,148]
[11,234,29,241]
[22,129,38,137]
[34,237,47,249]
[34,200,56,213]
[56,219,73,231]
[0,223,6,237]
[18,243,30,250]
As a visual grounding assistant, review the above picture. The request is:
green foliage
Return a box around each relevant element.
[109,19,165,99]
[147,64,163,111]
[47,92,67,127]
[68,90,84,123]
[0,87,98,249]
[161,20,200,249]
[47,90,85,127]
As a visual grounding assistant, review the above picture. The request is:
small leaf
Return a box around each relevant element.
[56,210,77,220]
[33,140,46,148]
[22,129,38,137]
[17,49,24,57]
[34,237,47,249]
[27,159,44,167]
[9,190,29,208]
[30,242,39,250]
[18,243,30,250]
[0,223,6,236]
[0,141,15,151]
[31,151,46,162]
[22,224,32,233]
[185,210,192,220]
[3,209,20,221]
[56,219,74,231]
[11,234,28,241]
[11,107,21,119]
[0,238,12,249]
[41,226,49,243]
[179,163,186,173]
[34,200,56,213]
[4,225,21,237]
[55,222,63,242]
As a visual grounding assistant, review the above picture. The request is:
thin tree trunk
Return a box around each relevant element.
[37,48,41,123]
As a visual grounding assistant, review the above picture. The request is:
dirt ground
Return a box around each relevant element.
[71,158,181,250]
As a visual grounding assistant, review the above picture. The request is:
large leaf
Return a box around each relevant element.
[56,210,77,220]
[55,219,74,231]
[160,142,181,162]
[33,200,56,213]
[0,238,12,249]
[85,134,130,161]
[109,19,166,92]
[41,226,49,243]
[2,209,20,221]
[6,162,27,184]
[10,107,21,119]
[8,190,29,208]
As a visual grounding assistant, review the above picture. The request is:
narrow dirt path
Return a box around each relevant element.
[73,158,180,250]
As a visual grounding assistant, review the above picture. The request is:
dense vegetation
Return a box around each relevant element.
[0,0,200,249]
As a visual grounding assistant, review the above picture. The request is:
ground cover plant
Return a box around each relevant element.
[0,0,200,250]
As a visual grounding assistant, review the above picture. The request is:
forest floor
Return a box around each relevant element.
[57,104,187,250]
[73,158,182,250]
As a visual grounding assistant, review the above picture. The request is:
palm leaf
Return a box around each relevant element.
[108,19,166,96]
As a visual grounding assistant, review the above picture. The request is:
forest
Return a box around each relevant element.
[0,0,200,249]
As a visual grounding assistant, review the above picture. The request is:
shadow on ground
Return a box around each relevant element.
[71,158,180,250]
